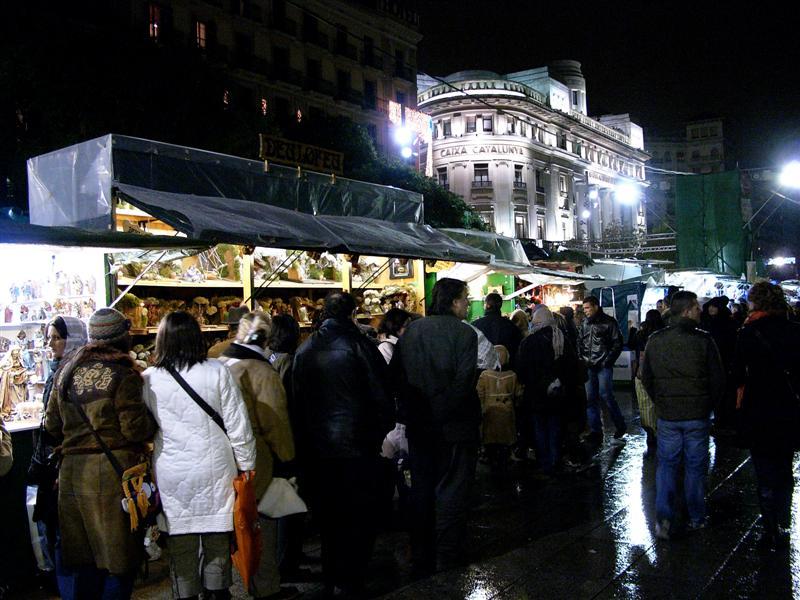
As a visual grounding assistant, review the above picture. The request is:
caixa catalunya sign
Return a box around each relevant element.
[258,134,344,175]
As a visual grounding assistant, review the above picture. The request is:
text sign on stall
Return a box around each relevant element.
[258,135,344,175]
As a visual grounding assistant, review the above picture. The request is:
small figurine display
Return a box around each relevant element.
[0,347,29,417]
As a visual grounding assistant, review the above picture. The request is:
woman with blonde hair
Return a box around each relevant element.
[219,311,297,599]
[510,309,529,338]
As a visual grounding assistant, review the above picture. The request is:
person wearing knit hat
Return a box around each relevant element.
[88,308,132,346]
[44,306,155,596]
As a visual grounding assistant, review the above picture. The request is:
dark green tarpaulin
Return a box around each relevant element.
[675,171,747,276]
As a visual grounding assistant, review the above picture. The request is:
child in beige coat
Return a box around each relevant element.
[477,345,522,468]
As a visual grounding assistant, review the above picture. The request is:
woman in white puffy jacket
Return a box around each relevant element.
[143,311,256,600]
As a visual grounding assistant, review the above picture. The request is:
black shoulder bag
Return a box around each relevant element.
[164,363,227,435]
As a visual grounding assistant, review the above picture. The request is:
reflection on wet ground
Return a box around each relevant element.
[27,389,794,599]
[381,390,800,600]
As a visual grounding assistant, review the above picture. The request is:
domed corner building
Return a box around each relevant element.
[417,61,650,243]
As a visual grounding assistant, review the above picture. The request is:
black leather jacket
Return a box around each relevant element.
[292,318,394,460]
[578,311,624,369]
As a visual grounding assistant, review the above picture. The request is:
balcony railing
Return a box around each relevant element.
[335,41,358,61]
[336,88,363,106]
[272,16,297,37]
[472,180,492,189]
[305,78,337,96]
[362,52,383,70]
[304,30,329,50]
[513,181,527,190]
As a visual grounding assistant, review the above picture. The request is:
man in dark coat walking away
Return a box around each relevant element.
[472,292,523,365]
[396,278,479,573]
[732,282,800,547]
[293,292,394,598]
[641,291,725,540]
[578,296,625,445]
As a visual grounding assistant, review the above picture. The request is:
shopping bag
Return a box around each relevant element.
[231,471,262,585]
[257,476,308,519]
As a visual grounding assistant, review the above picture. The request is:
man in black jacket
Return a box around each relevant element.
[396,278,479,573]
[472,292,523,365]
[641,291,725,539]
[579,296,625,444]
[293,291,394,597]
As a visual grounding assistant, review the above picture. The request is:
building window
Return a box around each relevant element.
[337,69,351,94]
[536,216,545,239]
[663,151,671,162]
[537,127,545,143]
[515,213,528,238]
[710,147,720,158]
[223,89,230,106]
[514,164,524,183]
[466,116,476,134]
[557,133,567,150]
[676,151,685,162]
[559,174,567,194]
[709,126,718,136]
[366,123,378,148]
[535,169,545,192]
[396,91,407,106]
[437,167,448,189]
[363,80,377,109]
[519,121,527,137]
[572,90,579,106]
[476,206,495,230]
[691,150,700,160]
[482,115,493,132]
[148,3,161,40]
[442,119,451,137]
[296,108,303,123]
[474,164,490,184]
[195,20,207,48]
[507,116,515,134]
[562,221,567,240]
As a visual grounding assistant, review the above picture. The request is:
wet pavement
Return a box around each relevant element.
[18,388,800,599]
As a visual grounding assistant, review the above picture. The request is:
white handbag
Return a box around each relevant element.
[257,476,308,519]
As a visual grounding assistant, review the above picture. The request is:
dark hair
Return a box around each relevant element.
[429,278,468,316]
[669,291,698,317]
[748,281,788,314]
[154,311,207,370]
[49,316,68,339]
[484,293,503,311]
[559,306,575,320]
[378,308,411,337]
[583,295,599,307]
[266,315,301,354]
[324,291,357,321]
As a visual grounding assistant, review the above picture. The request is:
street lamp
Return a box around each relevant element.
[581,209,591,219]
[400,147,412,159]
[615,182,639,204]
[779,161,800,188]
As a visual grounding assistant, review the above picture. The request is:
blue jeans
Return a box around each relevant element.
[585,366,625,434]
[534,413,562,472]
[655,418,710,524]
[55,530,135,600]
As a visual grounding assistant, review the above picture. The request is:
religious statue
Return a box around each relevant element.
[0,348,29,417]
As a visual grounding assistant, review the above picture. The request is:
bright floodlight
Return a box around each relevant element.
[588,189,599,200]
[394,126,413,146]
[400,146,413,159]
[779,161,800,188]
[615,183,639,204]
[581,209,591,219]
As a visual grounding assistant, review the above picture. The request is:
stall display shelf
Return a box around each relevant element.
[130,324,229,335]
[0,320,49,328]
[253,279,342,289]
[116,207,159,220]
[118,278,243,288]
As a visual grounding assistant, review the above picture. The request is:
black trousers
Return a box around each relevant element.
[308,457,380,593]
[408,438,478,572]
[751,448,795,531]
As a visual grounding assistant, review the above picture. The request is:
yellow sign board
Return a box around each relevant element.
[258,135,344,175]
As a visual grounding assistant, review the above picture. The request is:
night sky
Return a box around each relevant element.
[417,1,800,169]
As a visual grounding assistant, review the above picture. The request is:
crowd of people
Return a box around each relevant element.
[0,277,798,599]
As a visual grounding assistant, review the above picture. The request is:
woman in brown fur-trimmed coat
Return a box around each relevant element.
[45,308,155,599]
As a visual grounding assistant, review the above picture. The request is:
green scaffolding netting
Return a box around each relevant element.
[675,171,748,276]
